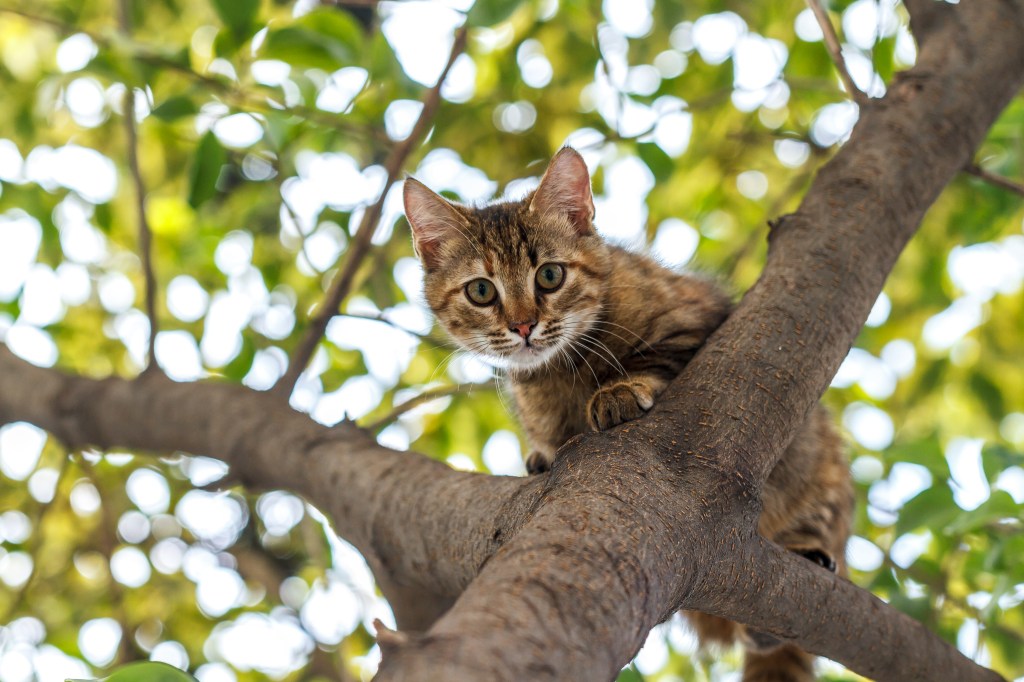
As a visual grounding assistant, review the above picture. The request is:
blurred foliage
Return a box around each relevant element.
[71,661,201,682]
[0,0,1022,681]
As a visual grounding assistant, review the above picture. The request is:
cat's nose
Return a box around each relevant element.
[510,321,537,339]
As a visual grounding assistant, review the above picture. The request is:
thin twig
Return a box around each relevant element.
[363,380,497,431]
[805,0,870,107]
[117,0,159,370]
[274,25,470,398]
[965,163,1024,197]
[321,310,454,350]
[336,311,427,338]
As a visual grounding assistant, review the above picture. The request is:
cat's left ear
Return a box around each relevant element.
[529,147,595,235]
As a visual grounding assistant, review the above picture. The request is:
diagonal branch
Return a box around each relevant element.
[965,163,1024,197]
[805,0,870,106]
[274,26,469,398]
[116,0,159,370]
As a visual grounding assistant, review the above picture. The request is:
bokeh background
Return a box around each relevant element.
[0,0,1022,680]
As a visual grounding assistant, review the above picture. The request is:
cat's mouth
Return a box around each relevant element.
[483,333,563,371]
[506,341,559,370]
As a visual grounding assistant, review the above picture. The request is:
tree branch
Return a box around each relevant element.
[274,25,470,398]
[805,0,870,106]
[904,0,955,45]
[965,163,1024,197]
[116,0,159,370]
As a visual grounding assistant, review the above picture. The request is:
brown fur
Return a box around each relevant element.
[404,148,853,681]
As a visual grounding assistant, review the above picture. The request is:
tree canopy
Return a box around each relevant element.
[0,0,1022,680]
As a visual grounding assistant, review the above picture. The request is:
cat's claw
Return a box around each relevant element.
[525,451,551,475]
[587,380,655,431]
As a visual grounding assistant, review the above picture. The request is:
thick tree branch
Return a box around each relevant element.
[1,1,1022,681]
[904,0,955,44]
[275,26,469,397]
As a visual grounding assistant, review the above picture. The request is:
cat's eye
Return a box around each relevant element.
[535,263,565,292]
[465,278,497,306]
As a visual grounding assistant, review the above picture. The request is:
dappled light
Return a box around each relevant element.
[0,0,1022,680]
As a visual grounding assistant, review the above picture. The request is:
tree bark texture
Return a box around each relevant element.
[1,1,1022,680]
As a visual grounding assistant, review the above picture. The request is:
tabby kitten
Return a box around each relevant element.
[404,147,853,682]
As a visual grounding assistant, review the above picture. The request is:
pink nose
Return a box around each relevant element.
[510,321,536,339]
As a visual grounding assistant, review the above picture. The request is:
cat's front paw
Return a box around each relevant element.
[587,380,655,431]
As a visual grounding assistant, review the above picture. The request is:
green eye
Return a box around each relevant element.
[465,278,497,305]
[535,263,565,291]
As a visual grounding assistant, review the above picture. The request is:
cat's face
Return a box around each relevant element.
[404,148,610,371]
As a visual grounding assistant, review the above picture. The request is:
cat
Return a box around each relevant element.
[403,147,853,682]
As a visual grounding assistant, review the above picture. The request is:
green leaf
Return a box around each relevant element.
[982,444,1024,483]
[637,142,675,182]
[885,438,950,478]
[210,0,261,42]
[889,593,932,624]
[896,484,960,535]
[188,131,228,208]
[261,9,363,71]
[969,372,1006,423]
[467,0,518,27]
[151,96,199,122]
[69,661,199,682]
[263,111,299,151]
[946,490,1021,535]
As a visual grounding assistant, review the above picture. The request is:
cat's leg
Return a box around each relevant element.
[525,450,552,475]
[741,645,816,682]
[588,336,702,431]
[771,475,852,581]
[586,375,665,431]
[685,610,740,648]
[523,438,561,475]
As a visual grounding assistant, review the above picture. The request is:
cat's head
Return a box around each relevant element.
[404,147,611,372]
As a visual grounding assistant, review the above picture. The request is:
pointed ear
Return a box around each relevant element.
[529,147,595,235]
[403,177,469,269]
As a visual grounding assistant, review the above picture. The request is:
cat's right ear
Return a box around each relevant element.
[403,177,468,269]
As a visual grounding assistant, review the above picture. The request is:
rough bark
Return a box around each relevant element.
[1,1,1022,681]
